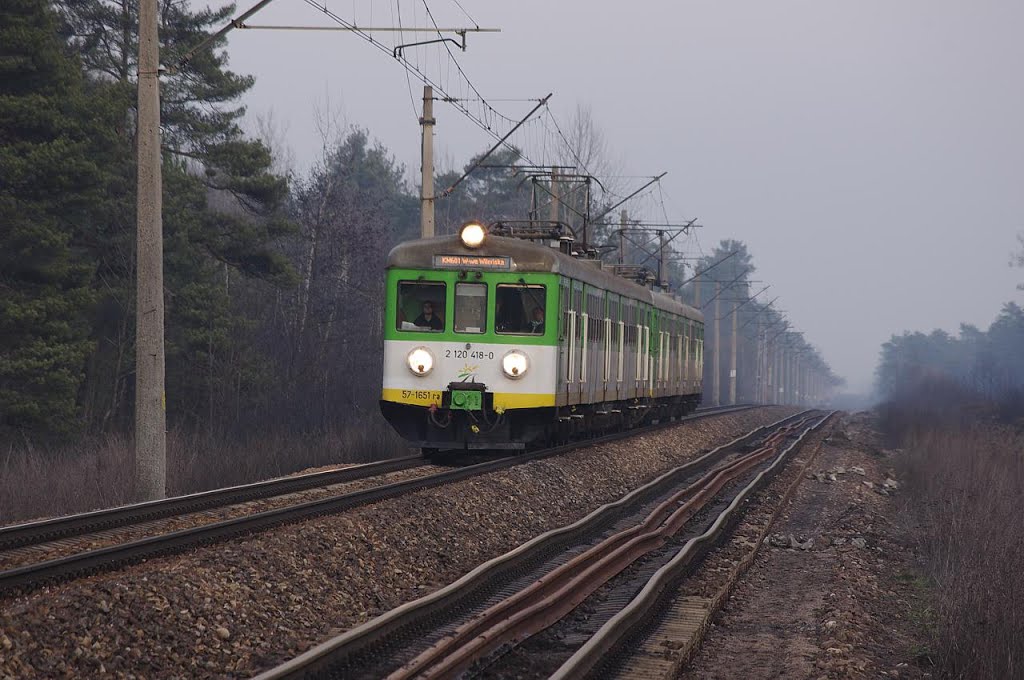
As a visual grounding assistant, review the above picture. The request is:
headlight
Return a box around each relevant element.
[501,349,529,379]
[407,347,435,376]
[459,222,486,248]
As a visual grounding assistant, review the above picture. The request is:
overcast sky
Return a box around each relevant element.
[214,0,1023,394]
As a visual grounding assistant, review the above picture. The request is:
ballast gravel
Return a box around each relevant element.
[0,464,447,571]
[0,407,796,679]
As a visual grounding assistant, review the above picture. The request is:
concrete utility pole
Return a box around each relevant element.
[801,361,806,405]
[787,351,794,405]
[712,281,721,406]
[780,349,786,403]
[791,354,799,405]
[549,168,560,226]
[755,319,764,403]
[693,276,701,309]
[762,330,770,403]
[618,210,627,264]
[658,231,668,290]
[780,348,789,405]
[728,300,738,405]
[135,0,166,501]
[792,357,799,405]
[420,85,435,238]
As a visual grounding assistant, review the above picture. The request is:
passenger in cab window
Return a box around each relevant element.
[528,307,545,334]
[413,301,443,331]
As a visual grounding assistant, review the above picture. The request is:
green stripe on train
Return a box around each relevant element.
[384,268,560,345]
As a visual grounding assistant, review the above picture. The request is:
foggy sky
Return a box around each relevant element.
[214,0,1024,394]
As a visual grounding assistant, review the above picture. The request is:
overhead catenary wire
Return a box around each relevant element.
[299,0,539,166]
[177,0,677,219]
[393,0,418,119]
[700,267,751,310]
[420,0,519,127]
[450,0,479,27]
[439,93,552,197]
[715,284,771,321]
[546,106,592,178]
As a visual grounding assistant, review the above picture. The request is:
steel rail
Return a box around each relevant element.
[252,408,813,680]
[0,405,756,595]
[0,455,425,551]
[551,410,837,679]
[391,418,814,679]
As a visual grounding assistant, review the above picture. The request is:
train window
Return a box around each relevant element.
[454,283,487,333]
[397,281,446,332]
[496,283,546,334]
[559,279,571,339]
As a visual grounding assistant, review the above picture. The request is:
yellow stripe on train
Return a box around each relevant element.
[381,388,555,409]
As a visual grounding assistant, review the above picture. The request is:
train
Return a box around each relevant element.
[379,221,705,453]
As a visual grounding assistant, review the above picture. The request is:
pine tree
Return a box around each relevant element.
[55,0,296,430]
[0,0,116,437]
[57,0,293,276]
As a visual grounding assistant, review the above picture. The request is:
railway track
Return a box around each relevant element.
[0,455,425,551]
[252,409,832,680]
[0,404,754,595]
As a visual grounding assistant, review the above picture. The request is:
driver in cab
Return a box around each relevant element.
[527,307,545,334]
[413,301,443,331]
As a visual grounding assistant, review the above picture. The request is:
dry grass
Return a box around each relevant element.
[0,421,410,525]
[885,389,1024,679]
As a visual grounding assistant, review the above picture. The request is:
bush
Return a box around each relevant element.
[885,381,1024,678]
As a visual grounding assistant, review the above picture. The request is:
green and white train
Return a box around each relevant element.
[380,222,705,453]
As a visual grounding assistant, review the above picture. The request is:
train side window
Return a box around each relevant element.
[397,281,446,332]
[559,279,570,339]
[496,283,547,334]
[454,283,487,333]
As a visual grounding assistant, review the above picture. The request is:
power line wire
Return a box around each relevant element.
[301,0,538,165]
[450,0,478,27]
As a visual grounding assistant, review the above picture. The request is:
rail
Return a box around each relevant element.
[253,408,814,679]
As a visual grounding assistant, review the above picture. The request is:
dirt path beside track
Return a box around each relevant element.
[682,413,932,679]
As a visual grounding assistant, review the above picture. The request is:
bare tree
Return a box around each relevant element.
[253,109,297,180]
[293,100,348,355]
[557,104,618,184]
[553,104,623,240]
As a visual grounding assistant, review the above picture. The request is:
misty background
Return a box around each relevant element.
[219,0,1023,395]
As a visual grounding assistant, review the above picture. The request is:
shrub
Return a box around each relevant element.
[886,382,1024,678]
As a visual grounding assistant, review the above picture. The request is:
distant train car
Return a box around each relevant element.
[380,222,704,453]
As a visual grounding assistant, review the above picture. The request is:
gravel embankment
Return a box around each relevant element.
[0,464,444,571]
[0,407,795,679]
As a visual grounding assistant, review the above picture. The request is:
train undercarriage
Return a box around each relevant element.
[380,392,702,455]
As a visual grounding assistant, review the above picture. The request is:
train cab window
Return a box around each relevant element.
[454,283,487,333]
[496,283,546,334]
[397,281,446,332]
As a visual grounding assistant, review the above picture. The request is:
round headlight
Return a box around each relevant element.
[501,349,529,379]
[460,222,486,248]
[407,347,435,376]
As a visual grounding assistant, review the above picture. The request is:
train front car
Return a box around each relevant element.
[380,224,559,452]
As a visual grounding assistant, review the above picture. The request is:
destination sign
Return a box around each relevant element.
[433,254,513,270]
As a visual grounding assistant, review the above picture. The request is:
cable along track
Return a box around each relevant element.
[0,405,755,595]
[252,409,828,680]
